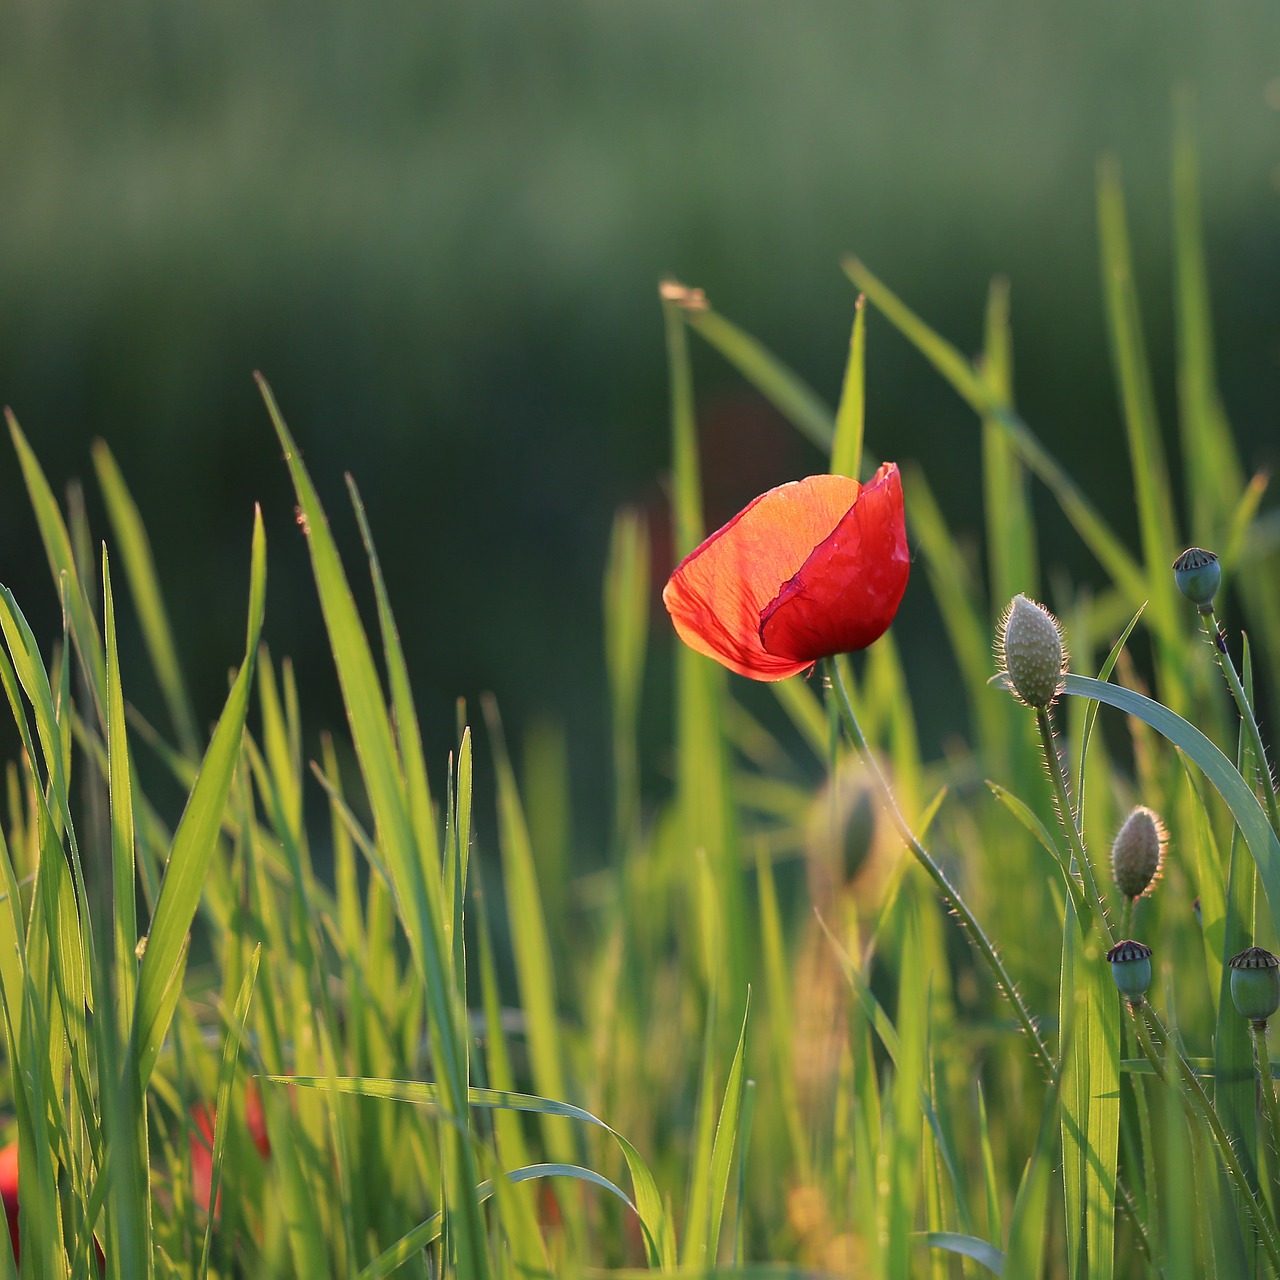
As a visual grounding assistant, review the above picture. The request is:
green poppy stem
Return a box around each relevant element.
[826,656,1155,1262]
[1252,1021,1280,1227]
[826,656,1051,1075]
[1201,607,1280,839]
[1132,1000,1280,1276]
[1035,707,1114,948]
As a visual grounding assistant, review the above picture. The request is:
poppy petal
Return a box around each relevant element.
[663,474,866,681]
[760,463,909,661]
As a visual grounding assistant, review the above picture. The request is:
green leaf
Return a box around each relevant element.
[92,440,199,757]
[830,296,866,480]
[918,1231,1004,1276]
[131,507,265,1088]
[1060,674,1280,942]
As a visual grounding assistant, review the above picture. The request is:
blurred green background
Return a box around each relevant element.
[2,1,1278,848]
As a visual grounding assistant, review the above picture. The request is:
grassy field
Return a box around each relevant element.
[1,117,1279,1278]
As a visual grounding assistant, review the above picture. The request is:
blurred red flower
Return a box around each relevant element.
[663,464,909,680]
[0,1140,105,1268]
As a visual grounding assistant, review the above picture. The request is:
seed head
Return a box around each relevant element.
[1229,947,1280,1025]
[997,595,1067,709]
[1111,806,1166,900]
[1172,547,1221,610]
[1107,939,1153,1005]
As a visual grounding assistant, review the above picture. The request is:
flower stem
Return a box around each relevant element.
[1133,1001,1280,1275]
[826,657,1154,1262]
[1252,1021,1280,1225]
[1035,706,1113,948]
[827,656,1052,1075]
[1203,607,1280,838]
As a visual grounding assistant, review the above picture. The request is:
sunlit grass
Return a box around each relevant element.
[0,115,1278,1279]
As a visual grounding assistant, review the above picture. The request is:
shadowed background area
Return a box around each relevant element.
[2,1,1278,850]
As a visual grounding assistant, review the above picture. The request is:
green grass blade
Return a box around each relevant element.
[276,1075,675,1268]
[1004,1061,1063,1279]
[196,944,261,1280]
[919,1232,1004,1276]
[131,507,264,1088]
[1060,674,1280,942]
[603,507,650,858]
[1096,157,1181,646]
[482,695,573,1167]
[92,440,199,757]
[1172,91,1244,544]
[683,306,835,453]
[259,375,489,1280]
[700,992,751,1267]
[843,258,988,411]
[830,296,866,479]
[980,274,1038,606]
[6,411,107,720]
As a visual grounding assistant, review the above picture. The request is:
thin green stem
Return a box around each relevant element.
[826,658,1052,1077]
[827,658,1155,1264]
[1134,1001,1280,1276]
[1204,607,1280,838]
[1253,1022,1280,1223]
[1035,706,1114,948]
[1119,896,1134,940]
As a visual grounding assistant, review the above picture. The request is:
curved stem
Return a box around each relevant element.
[1135,1001,1280,1276]
[827,658,1051,1074]
[1204,607,1280,838]
[825,658,1156,1264]
[1253,1022,1280,1222]
[1035,706,1113,949]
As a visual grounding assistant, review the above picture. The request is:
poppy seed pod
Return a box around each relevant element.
[1172,547,1221,610]
[1111,806,1166,900]
[997,595,1067,709]
[663,465,909,681]
[1229,947,1280,1025]
[1107,939,1153,1004]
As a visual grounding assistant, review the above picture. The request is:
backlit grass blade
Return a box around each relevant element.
[357,1161,643,1280]
[682,305,835,453]
[1084,941,1119,1280]
[701,992,751,1267]
[830,296,866,480]
[132,506,264,1089]
[482,694,575,1168]
[1096,158,1181,662]
[980,274,1038,607]
[1004,1058,1063,1278]
[845,261,1148,608]
[6,411,108,720]
[919,1232,1004,1276]
[1172,91,1244,545]
[1060,674,1280,943]
[259,375,489,1280]
[664,294,748,1007]
[344,475,442,883]
[603,507,650,858]
[276,1075,675,1268]
[843,259,988,410]
[196,945,261,1280]
[103,550,139,1035]
[92,440,200,757]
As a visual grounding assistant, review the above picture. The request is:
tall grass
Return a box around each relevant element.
[0,114,1278,1279]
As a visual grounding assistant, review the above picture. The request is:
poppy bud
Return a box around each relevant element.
[1172,547,1221,610]
[997,595,1066,709]
[1111,806,1166,900]
[1229,947,1280,1026]
[1107,940,1153,1004]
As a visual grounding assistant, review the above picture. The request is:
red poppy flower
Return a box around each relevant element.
[663,463,908,681]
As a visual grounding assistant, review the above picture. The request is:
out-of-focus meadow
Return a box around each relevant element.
[4,1,1280,847]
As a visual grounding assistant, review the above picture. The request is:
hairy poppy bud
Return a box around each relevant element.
[997,595,1066,709]
[1172,547,1221,611]
[1229,947,1280,1026]
[1108,939,1153,1004]
[1111,806,1166,900]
